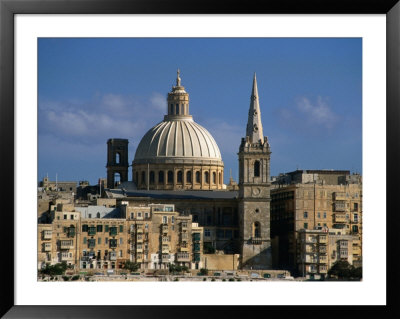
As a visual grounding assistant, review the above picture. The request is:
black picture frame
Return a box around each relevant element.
[1,0,399,318]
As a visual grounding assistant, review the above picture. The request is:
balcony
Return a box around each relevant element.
[193,233,201,242]
[109,253,117,261]
[136,235,143,243]
[318,246,327,254]
[352,246,362,254]
[306,237,317,244]
[60,240,74,250]
[60,253,73,261]
[177,252,190,262]
[318,235,328,244]
[162,225,168,233]
[319,266,328,274]
[193,253,201,262]
[136,247,143,253]
[333,192,346,201]
[43,231,52,240]
[161,254,170,262]
[334,214,346,223]
[250,237,262,245]
[318,257,328,264]
[43,243,52,252]
[179,247,189,252]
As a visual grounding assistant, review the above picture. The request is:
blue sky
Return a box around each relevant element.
[38,38,362,185]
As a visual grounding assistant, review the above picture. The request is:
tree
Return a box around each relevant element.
[328,261,361,280]
[169,263,189,274]
[199,268,208,276]
[39,262,68,276]
[123,261,140,273]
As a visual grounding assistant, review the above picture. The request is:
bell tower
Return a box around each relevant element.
[106,138,129,189]
[238,73,272,269]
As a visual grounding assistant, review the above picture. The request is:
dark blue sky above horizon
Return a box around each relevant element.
[38,38,362,185]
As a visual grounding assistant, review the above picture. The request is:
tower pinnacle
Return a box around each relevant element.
[246,73,264,143]
[176,68,181,86]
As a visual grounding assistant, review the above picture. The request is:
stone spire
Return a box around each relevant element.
[246,73,264,143]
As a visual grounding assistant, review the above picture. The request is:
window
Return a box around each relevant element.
[70,214,74,220]
[304,223,308,229]
[323,212,327,219]
[354,213,359,223]
[105,238,109,244]
[110,227,118,236]
[149,171,155,184]
[83,237,87,244]
[254,161,260,177]
[88,239,96,248]
[170,104,173,114]
[88,214,92,218]
[253,222,260,238]
[137,212,142,218]
[317,212,321,218]
[105,225,109,232]
[205,229,211,237]
[163,216,168,224]
[63,214,67,220]
[109,239,117,248]
[352,225,359,233]
[158,171,164,184]
[145,212,149,219]
[120,238,123,244]
[130,213,134,219]
[97,225,103,232]
[171,216,175,224]
[304,212,308,218]
[141,171,145,184]
[119,250,123,257]
[176,104,179,114]
[353,203,358,211]
[196,171,201,183]
[96,212,100,218]
[82,224,88,232]
[186,171,192,183]
[167,171,173,183]
[88,226,96,236]
[204,171,209,184]
[177,170,183,183]
[212,172,216,184]
[119,225,123,232]
[115,152,120,164]
[98,238,101,244]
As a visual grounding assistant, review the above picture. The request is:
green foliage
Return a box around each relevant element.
[174,277,179,281]
[62,276,70,281]
[123,261,140,273]
[229,278,234,281]
[211,278,215,281]
[236,278,242,281]
[328,261,362,280]
[71,275,80,281]
[39,262,68,276]
[222,279,226,281]
[203,278,207,281]
[169,263,189,274]
[203,242,216,254]
[199,268,208,276]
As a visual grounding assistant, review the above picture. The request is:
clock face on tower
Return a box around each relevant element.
[252,187,261,197]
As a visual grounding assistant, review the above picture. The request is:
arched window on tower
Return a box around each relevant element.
[253,222,261,238]
[176,104,179,115]
[167,171,173,184]
[114,172,121,187]
[204,172,209,184]
[254,160,260,177]
[149,171,155,184]
[170,104,174,115]
[212,172,216,184]
[115,153,120,164]
[158,171,164,184]
[177,170,183,183]
[186,171,192,183]
[196,171,201,183]
[96,212,101,218]
[141,171,145,185]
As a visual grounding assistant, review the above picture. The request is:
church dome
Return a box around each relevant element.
[132,70,224,191]
[134,116,222,165]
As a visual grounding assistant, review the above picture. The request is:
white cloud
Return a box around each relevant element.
[296,96,338,128]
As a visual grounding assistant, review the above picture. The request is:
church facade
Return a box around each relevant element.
[106,71,272,269]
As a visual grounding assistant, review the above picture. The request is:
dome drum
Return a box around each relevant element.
[132,163,224,191]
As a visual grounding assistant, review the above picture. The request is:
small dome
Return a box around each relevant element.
[134,117,222,165]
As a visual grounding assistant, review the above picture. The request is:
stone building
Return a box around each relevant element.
[104,71,273,269]
[37,203,204,272]
[270,171,362,274]
[297,228,361,280]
